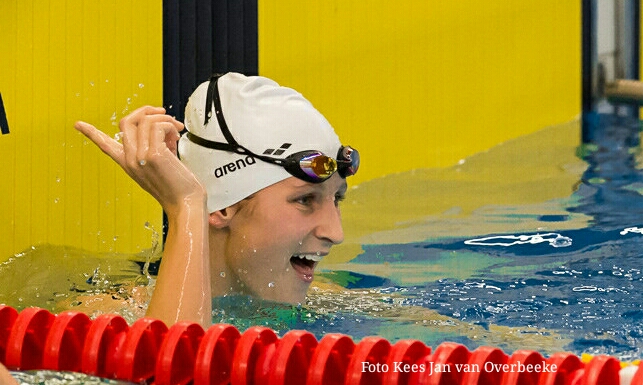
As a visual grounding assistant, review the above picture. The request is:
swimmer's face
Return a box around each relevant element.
[223,173,346,303]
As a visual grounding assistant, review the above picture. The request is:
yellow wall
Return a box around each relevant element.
[0,0,164,259]
[0,1,591,258]
[258,1,582,185]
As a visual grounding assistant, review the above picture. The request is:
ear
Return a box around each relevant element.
[208,206,239,228]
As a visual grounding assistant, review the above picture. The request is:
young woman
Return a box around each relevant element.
[75,73,359,327]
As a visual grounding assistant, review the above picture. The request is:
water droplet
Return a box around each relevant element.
[253,249,257,253]
[105,79,109,83]
[138,83,145,88]
[53,198,59,204]
[220,271,226,278]
[139,160,147,166]
[89,81,95,87]
[268,282,275,288]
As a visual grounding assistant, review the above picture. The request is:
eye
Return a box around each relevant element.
[294,193,316,207]
[334,192,346,206]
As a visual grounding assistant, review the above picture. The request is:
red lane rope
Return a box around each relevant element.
[0,305,635,385]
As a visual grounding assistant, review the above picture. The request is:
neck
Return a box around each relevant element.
[209,227,241,297]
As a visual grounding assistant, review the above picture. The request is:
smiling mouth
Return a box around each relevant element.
[290,254,322,282]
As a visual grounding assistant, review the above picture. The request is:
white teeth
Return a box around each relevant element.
[295,254,323,262]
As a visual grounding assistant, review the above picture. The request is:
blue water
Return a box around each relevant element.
[328,227,643,356]
[304,114,643,360]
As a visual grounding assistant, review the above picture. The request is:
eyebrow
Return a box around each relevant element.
[290,179,348,195]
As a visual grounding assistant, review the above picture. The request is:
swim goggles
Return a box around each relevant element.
[184,74,359,184]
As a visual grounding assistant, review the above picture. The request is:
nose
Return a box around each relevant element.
[314,200,344,245]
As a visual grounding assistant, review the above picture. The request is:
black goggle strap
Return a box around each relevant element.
[203,74,239,149]
[192,73,357,182]
[196,74,286,166]
[185,131,288,168]
[185,130,333,183]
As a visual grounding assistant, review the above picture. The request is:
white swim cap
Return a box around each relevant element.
[178,73,342,213]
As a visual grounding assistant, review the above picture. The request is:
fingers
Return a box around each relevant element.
[75,107,203,211]
[76,106,183,171]
[128,105,167,120]
[126,114,182,166]
[74,121,125,165]
[149,121,181,159]
[121,106,183,132]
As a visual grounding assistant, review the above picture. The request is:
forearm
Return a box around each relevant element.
[0,364,18,385]
[146,194,211,327]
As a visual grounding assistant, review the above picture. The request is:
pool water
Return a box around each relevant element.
[10,371,133,385]
[3,116,643,384]
[312,115,643,360]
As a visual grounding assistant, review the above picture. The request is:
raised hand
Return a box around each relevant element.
[74,106,206,216]
[75,106,212,327]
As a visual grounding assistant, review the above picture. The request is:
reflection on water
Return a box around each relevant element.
[0,245,152,321]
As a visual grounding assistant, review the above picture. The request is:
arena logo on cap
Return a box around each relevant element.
[213,155,257,178]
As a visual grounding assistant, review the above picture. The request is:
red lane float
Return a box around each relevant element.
[307,333,355,385]
[383,340,431,385]
[540,352,583,385]
[410,342,471,385]
[632,363,643,385]
[194,323,240,385]
[118,317,168,382]
[461,346,507,385]
[156,321,205,385]
[231,326,279,385]
[0,306,638,385]
[81,313,129,378]
[0,306,17,362]
[43,310,91,372]
[5,307,55,370]
[345,336,391,385]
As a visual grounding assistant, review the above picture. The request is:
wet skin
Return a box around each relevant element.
[213,174,347,304]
